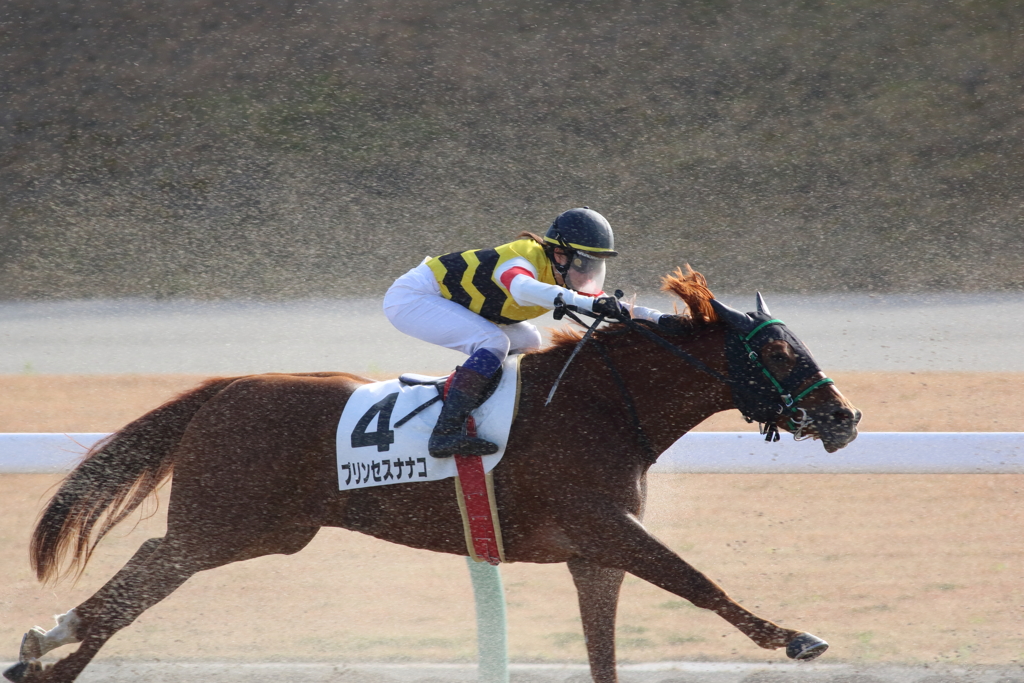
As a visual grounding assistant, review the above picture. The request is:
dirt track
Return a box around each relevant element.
[1,372,1022,667]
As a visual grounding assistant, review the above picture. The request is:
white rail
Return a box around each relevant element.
[0,433,108,473]
[2,432,1023,474]
[2,432,1024,475]
[652,432,1024,474]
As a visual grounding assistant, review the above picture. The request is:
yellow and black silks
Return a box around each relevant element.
[426,239,556,324]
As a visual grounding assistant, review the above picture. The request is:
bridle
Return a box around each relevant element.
[550,301,836,462]
[723,316,835,442]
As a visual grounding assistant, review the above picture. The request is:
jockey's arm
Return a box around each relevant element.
[628,304,664,323]
[495,258,664,322]
[498,260,597,312]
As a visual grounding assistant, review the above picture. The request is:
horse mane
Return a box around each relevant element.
[661,265,718,324]
[548,265,719,349]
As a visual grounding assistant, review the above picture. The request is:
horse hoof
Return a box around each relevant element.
[19,628,45,661]
[786,632,829,660]
[4,660,36,683]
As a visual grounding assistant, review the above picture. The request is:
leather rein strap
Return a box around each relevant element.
[553,307,662,464]
[589,338,660,465]
[553,307,834,461]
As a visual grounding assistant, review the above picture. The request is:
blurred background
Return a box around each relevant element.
[2,0,1023,301]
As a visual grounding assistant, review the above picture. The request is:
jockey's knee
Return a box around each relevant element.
[465,345,508,376]
[504,321,543,354]
[470,330,511,365]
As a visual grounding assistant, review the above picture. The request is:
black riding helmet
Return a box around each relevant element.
[544,207,617,294]
[544,207,617,256]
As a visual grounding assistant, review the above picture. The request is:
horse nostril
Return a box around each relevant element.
[833,407,857,424]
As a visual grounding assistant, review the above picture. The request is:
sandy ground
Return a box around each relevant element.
[1,373,1022,668]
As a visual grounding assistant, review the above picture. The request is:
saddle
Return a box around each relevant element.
[335,359,517,492]
[397,366,504,413]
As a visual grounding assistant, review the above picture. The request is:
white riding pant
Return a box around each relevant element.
[383,262,544,361]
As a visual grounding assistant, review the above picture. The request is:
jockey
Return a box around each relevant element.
[384,207,664,458]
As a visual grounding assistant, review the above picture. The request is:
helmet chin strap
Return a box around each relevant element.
[547,239,575,283]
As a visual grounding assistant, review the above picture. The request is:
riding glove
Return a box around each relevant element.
[592,295,627,319]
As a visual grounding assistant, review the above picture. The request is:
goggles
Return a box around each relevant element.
[564,250,608,295]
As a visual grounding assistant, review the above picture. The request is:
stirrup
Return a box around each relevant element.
[428,432,499,458]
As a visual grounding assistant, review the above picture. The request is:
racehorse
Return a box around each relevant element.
[6,267,860,683]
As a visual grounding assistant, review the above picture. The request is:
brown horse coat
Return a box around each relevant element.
[12,268,860,683]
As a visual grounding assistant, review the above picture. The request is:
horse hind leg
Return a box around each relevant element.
[6,525,319,683]
[6,537,202,683]
[15,538,164,664]
[17,611,82,663]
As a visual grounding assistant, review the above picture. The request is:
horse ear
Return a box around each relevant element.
[755,291,771,317]
[709,298,757,333]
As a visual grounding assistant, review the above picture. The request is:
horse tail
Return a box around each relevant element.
[31,377,240,585]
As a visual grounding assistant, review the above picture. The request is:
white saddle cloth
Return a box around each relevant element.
[335,356,521,491]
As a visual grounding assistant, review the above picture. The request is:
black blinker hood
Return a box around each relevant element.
[718,309,824,425]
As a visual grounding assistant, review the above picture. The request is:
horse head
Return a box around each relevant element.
[707,294,861,452]
[659,267,860,453]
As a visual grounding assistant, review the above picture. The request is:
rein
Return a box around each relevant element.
[549,306,836,459]
[589,339,659,464]
[622,314,834,442]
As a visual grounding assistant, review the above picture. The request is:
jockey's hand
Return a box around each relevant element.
[592,295,627,320]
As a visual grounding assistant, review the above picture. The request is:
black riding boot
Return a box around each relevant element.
[428,365,499,458]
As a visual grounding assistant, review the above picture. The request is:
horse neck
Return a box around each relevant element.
[595,323,735,457]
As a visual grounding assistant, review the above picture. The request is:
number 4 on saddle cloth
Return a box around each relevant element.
[335,356,520,492]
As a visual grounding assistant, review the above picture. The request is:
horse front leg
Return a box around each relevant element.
[567,558,625,683]
[565,508,827,661]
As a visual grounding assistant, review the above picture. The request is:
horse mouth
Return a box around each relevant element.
[821,427,857,453]
[811,404,861,453]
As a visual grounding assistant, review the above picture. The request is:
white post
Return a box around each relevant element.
[466,558,509,683]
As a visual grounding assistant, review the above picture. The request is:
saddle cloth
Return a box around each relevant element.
[335,356,521,491]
